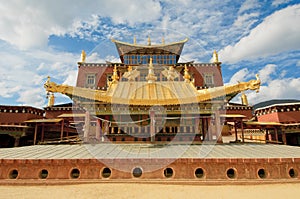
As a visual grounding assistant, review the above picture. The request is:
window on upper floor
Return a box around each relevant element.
[86,74,96,87]
[204,73,214,87]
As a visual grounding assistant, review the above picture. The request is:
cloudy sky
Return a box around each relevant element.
[0,0,299,108]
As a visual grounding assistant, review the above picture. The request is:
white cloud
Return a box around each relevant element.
[258,64,277,84]
[0,0,162,49]
[219,4,300,63]
[239,0,260,14]
[272,0,291,7]
[16,87,46,108]
[227,68,254,85]
[247,77,300,105]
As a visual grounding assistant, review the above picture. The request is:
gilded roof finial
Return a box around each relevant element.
[81,50,86,62]
[183,64,191,83]
[111,65,119,84]
[162,36,165,44]
[123,65,140,81]
[146,58,157,83]
[241,91,249,106]
[47,93,55,107]
[212,50,219,63]
[148,35,151,46]
[133,36,136,45]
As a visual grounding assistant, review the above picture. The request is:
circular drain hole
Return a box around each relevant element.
[39,169,49,179]
[226,168,236,179]
[164,168,173,178]
[70,168,80,179]
[195,168,204,178]
[258,168,267,179]
[132,167,142,178]
[9,169,18,179]
[289,168,298,178]
[102,167,112,178]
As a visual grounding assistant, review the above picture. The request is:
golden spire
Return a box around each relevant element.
[241,92,249,105]
[162,36,165,44]
[111,65,119,83]
[212,50,219,63]
[183,64,191,83]
[146,58,157,83]
[47,93,55,107]
[81,50,86,62]
[148,35,151,46]
[133,36,136,44]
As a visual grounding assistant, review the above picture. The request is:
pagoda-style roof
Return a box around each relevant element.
[111,38,188,56]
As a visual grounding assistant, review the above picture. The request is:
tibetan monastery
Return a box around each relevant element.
[44,37,261,143]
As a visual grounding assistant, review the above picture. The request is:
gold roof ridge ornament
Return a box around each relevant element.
[122,65,140,81]
[212,50,220,63]
[146,58,157,83]
[241,91,249,106]
[147,35,151,46]
[162,66,179,81]
[80,50,86,63]
[183,64,191,83]
[111,65,119,84]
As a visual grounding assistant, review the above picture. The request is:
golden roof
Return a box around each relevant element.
[111,38,188,56]
[244,121,282,126]
[44,74,261,106]
[106,81,199,105]
[25,118,63,123]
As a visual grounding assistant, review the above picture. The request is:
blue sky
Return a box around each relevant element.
[0,0,299,108]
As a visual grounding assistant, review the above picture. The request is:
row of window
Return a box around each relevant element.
[124,54,177,65]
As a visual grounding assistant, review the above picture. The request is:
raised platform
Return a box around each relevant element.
[0,143,300,184]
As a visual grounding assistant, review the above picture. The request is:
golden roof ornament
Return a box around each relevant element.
[146,58,157,83]
[162,66,179,81]
[241,92,249,106]
[81,50,86,62]
[47,93,55,107]
[183,64,191,83]
[123,65,140,81]
[148,35,151,46]
[133,36,136,45]
[212,50,219,63]
[111,65,119,84]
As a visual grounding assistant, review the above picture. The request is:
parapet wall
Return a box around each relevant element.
[1,157,299,183]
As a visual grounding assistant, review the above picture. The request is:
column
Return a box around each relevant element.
[95,119,101,141]
[41,124,45,142]
[33,123,38,145]
[214,110,223,143]
[83,111,90,142]
[234,121,238,142]
[14,136,20,147]
[195,117,200,134]
[150,110,155,142]
[282,132,287,145]
[60,120,64,141]
[241,119,244,143]
[274,128,279,143]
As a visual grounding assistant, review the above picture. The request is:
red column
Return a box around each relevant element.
[96,119,101,141]
[33,123,38,145]
[41,124,45,142]
[241,120,244,143]
[83,111,90,142]
[60,120,64,141]
[150,110,155,142]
